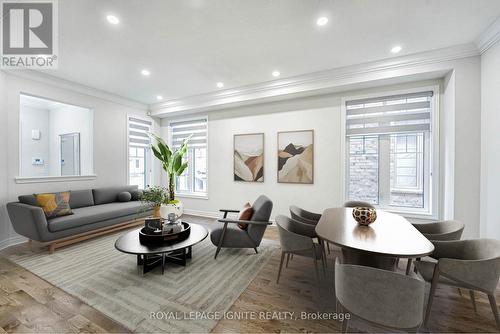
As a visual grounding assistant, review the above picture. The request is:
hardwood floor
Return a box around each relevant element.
[1,215,499,333]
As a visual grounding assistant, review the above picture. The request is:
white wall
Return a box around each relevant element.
[0,71,10,249]
[48,106,93,176]
[20,106,50,177]
[161,55,482,239]
[480,41,500,239]
[0,72,156,248]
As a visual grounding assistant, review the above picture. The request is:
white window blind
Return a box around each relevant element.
[170,118,207,150]
[346,91,433,137]
[128,117,152,147]
[128,117,153,189]
[345,90,436,216]
[169,118,208,196]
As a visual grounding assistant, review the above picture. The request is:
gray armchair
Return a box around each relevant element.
[275,215,325,288]
[416,239,500,330]
[335,259,425,332]
[210,195,273,259]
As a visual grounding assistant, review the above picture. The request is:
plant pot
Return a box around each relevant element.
[153,205,161,218]
[160,201,183,220]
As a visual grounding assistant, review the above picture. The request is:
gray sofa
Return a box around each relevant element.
[7,185,151,246]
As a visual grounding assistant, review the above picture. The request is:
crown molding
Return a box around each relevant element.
[476,16,500,54]
[2,70,148,111]
[149,43,479,117]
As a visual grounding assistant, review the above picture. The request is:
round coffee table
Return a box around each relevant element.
[115,223,208,275]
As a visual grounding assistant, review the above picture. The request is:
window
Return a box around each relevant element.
[128,117,152,189]
[345,90,436,215]
[169,118,208,197]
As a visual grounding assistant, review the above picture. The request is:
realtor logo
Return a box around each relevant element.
[1,0,58,68]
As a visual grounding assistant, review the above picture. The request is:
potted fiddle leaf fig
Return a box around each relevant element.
[148,133,190,219]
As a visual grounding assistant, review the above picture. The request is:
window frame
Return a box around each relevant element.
[168,116,209,200]
[126,115,153,189]
[341,85,440,220]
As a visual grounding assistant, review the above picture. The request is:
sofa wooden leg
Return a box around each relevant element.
[49,243,55,254]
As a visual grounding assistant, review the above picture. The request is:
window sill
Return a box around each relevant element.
[379,207,437,221]
[15,174,97,184]
[175,193,208,200]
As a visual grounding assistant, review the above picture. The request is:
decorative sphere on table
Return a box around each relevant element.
[352,207,377,226]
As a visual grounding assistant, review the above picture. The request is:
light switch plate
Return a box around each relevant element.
[31,129,41,140]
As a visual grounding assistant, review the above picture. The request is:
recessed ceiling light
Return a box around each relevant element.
[272,70,280,77]
[156,95,163,101]
[141,69,151,76]
[316,16,328,26]
[391,45,402,54]
[216,82,224,88]
[106,15,119,25]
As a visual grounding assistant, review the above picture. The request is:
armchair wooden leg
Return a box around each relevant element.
[469,290,477,313]
[253,247,258,254]
[214,222,228,259]
[277,252,286,284]
[424,266,440,328]
[488,293,500,331]
[327,242,331,254]
[286,253,290,268]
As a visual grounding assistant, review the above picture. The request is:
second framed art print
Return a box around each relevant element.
[277,130,314,184]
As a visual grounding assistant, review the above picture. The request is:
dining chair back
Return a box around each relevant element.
[343,201,375,209]
[335,260,425,332]
[289,205,321,225]
[412,220,464,241]
[275,215,325,287]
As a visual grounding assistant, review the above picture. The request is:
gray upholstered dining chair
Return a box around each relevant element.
[416,239,500,330]
[335,259,425,333]
[289,205,328,262]
[275,215,325,287]
[210,195,273,259]
[408,220,465,274]
[289,205,322,225]
[343,201,375,209]
[412,220,465,241]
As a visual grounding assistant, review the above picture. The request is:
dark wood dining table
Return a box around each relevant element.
[315,207,434,270]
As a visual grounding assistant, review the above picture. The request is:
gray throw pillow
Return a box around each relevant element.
[117,191,132,202]
[130,189,142,201]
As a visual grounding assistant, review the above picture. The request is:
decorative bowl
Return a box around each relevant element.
[352,207,377,226]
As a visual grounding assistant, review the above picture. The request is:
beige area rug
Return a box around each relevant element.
[7,226,278,333]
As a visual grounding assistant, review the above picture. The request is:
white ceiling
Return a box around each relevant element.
[41,0,500,104]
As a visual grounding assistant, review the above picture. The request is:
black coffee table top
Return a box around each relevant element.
[115,223,208,255]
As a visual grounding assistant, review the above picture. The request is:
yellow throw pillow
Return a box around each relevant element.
[35,191,73,219]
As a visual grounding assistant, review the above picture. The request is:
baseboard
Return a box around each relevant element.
[0,235,28,251]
